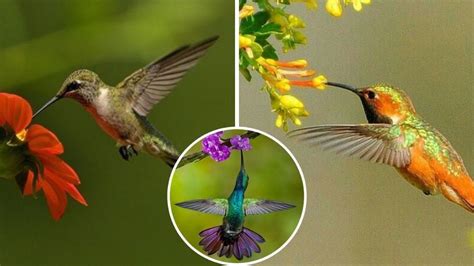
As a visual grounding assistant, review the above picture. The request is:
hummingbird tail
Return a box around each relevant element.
[145,134,180,168]
[198,226,265,260]
[440,175,474,213]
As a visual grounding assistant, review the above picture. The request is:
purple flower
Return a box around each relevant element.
[207,145,231,162]
[230,135,252,151]
[202,131,224,153]
[202,131,231,161]
[201,132,252,162]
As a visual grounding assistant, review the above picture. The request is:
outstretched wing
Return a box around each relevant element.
[175,198,227,216]
[243,199,295,215]
[288,124,411,168]
[118,36,219,116]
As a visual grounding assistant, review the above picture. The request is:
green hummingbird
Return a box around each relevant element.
[289,82,474,213]
[33,36,219,166]
[175,151,295,260]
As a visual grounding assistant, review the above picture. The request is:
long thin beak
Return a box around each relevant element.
[33,96,61,118]
[326,81,360,94]
[240,150,245,171]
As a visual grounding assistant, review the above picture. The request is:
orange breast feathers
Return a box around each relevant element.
[405,139,474,212]
[85,106,122,141]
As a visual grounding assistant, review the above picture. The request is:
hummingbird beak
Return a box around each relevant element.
[240,150,245,171]
[32,95,62,118]
[326,82,361,95]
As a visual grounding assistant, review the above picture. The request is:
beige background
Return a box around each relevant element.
[241,1,473,264]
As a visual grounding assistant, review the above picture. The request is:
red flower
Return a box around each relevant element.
[0,93,86,220]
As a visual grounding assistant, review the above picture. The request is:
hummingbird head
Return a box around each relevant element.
[33,70,102,118]
[326,82,416,124]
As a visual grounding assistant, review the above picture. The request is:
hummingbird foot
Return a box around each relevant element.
[119,145,138,161]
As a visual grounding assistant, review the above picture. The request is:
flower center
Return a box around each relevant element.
[16,129,27,142]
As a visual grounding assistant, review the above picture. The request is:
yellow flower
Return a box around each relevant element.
[275,79,291,92]
[312,75,328,90]
[270,92,309,131]
[267,59,308,68]
[239,35,252,48]
[326,0,343,17]
[288,15,306,28]
[289,74,328,90]
[239,4,254,19]
[345,0,371,11]
[291,0,318,10]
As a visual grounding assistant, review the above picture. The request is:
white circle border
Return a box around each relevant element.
[167,126,307,265]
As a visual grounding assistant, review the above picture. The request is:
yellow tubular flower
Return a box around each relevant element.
[326,0,343,17]
[267,59,308,68]
[275,79,291,92]
[275,114,284,128]
[345,0,371,11]
[312,75,328,89]
[239,4,254,19]
[291,0,318,10]
[239,35,252,48]
[288,15,306,28]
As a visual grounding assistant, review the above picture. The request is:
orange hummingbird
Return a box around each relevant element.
[289,82,474,213]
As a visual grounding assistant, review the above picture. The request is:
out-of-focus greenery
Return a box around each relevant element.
[171,130,304,263]
[0,0,233,264]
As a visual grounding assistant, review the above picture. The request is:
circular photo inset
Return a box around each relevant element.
[168,127,306,264]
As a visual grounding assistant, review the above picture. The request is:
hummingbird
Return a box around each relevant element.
[289,82,474,213]
[33,36,219,166]
[175,151,295,260]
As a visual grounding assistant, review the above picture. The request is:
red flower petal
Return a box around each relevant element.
[0,94,7,125]
[48,176,87,206]
[38,154,80,185]
[22,171,43,196]
[0,93,32,133]
[41,179,67,221]
[26,124,64,155]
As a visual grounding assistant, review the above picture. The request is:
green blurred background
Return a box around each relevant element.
[0,0,233,265]
[170,130,304,263]
[241,0,473,265]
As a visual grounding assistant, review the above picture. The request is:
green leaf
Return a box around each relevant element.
[239,50,250,68]
[254,23,282,36]
[239,0,247,10]
[240,11,270,34]
[250,42,264,58]
[262,43,278,60]
[240,66,252,81]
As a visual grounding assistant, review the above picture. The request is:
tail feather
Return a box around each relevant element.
[441,175,474,213]
[144,134,180,168]
[198,226,265,260]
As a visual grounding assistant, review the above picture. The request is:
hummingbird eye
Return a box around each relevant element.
[366,90,376,99]
[66,80,81,92]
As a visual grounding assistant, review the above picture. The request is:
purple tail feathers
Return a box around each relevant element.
[198,226,265,260]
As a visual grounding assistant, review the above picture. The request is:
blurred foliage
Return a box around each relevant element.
[0,0,233,264]
[171,130,304,263]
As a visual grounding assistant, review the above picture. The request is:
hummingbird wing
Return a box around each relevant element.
[118,36,219,117]
[243,199,295,215]
[175,198,227,216]
[288,124,411,168]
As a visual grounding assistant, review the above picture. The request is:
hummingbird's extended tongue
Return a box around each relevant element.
[33,96,61,118]
[326,81,359,93]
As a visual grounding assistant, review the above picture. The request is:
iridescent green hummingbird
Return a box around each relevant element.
[175,151,295,260]
[33,36,218,166]
[289,82,473,213]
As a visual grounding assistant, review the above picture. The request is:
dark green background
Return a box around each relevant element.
[170,130,304,263]
[0,0,233,264]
